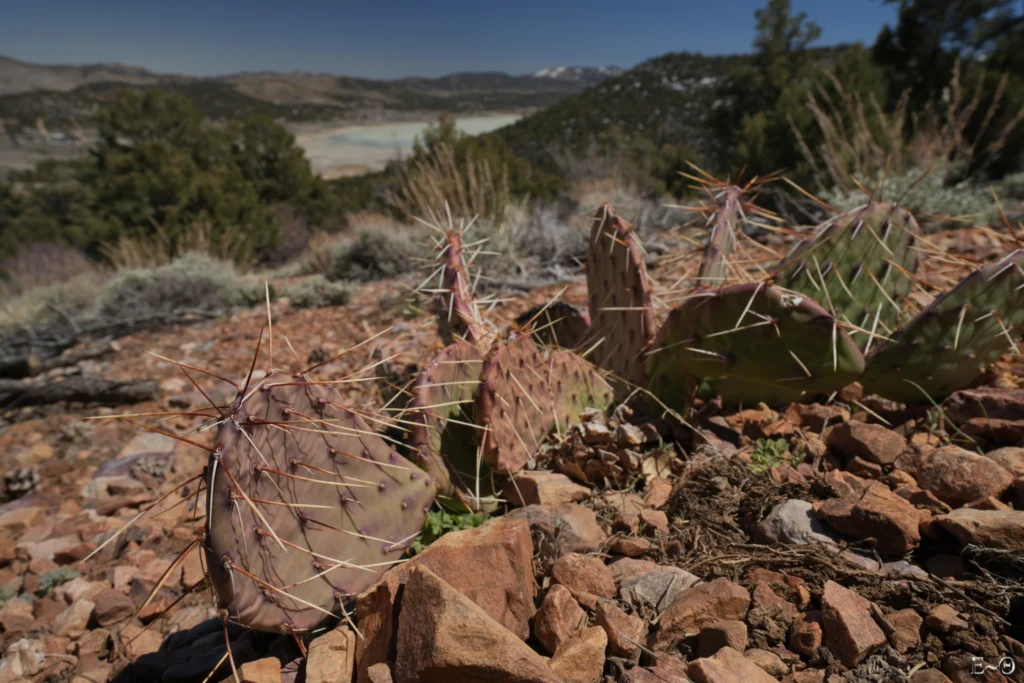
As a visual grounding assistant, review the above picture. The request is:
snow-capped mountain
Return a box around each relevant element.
[531,65,624,83]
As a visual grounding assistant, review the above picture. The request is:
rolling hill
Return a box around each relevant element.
[490,45,855,173]
[0,55,622,129]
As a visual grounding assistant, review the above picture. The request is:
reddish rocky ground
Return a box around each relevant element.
[0,225,1023,683]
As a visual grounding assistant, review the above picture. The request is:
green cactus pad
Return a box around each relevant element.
[697,185,743,289]
[645,283,866,412]
[861,250,1024,403]
[408,340,497,511]
[772,203,920,349]
[514,301,592,350]
[205,374,436,633]
[586,204,656,389]
[547,349,616,431]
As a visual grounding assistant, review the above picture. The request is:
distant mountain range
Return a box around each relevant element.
[531,65,625,82]
[0,55,623,128]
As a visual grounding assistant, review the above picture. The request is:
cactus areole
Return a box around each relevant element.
[204,373,436,633]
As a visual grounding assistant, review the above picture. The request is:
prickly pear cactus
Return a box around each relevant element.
[432,229,491,347]
[475,333,556,474]
[861,250,1024,403]
[515,301,592,350]
[407,340,497,511]
[697,185,743,289]
[772,203,920,350]
[547,349,615,432]
[645,283,866,412]
[586,204,656,389]
[204,374,437,633]
[475,332,613,474]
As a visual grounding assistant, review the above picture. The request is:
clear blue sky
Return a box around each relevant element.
[2,1,899,79]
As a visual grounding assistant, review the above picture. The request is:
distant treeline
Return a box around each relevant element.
[2,0,1023,275]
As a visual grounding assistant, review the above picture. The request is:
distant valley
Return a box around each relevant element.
[0,55,622,130]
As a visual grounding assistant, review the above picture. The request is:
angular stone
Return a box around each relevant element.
[925,605,968,633]
[697,620,747,657]
[745,569,810,609]
[942,388,1024,423]
[813,485,921,553]
[757,499,841,547]
[639,509,669,535]
[655,579,750,650]
[619,566,701,613]
[306,628,355,683]
[986,447,1024,478]
[643,478,672,509]
[916,445,1014,506]
[550,553,615,601]
[92,589,135,627]
[504,472,590,507]
[240,658,281,683]
[789,611,823,657]
[595,602,645,658]
[609,537,651,558]
[534,585,585,655]
[750,582,799,626]
[687,646,778,683]
[393,567,560,683]
[365,663,393,683]
[0,598,34,633]
[820,581,885,668]
[784,671,826,683]
[54,599,94,636]
[745,649,788,678]
[910,670,953,683]
[608,558,659,584]
[504,504,607,557]
[961,417,1024,445]
[827,422,906,465]
[355,517,536,681]
[935,508,1024,550]
[549,626,607,683]
[787,403,850,431]
[888,608,922,654]
[75,628,111,656]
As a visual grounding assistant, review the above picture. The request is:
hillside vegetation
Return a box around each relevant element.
[0,57,614,129]
[3,0,1024,288]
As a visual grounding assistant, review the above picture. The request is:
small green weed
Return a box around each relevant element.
[749,438,805,474]
[410,509,490,555]
[38,567,80,595]
[0,585,17,608]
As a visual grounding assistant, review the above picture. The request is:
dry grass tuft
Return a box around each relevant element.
[793,59,1024,195]
[388,141,510,224]
[0,242,99,296]
[100,221,256,271]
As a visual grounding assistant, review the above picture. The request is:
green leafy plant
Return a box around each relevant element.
[410,509,491,555]
[38,568,80,596]
[749,438,803,473]
[281,275,352,309]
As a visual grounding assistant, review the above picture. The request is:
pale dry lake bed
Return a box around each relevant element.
[295,113,521,178]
